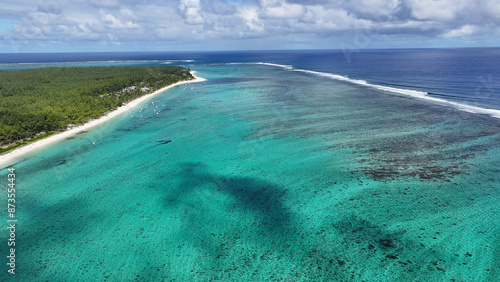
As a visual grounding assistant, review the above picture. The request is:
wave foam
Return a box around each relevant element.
[257,62,500,119]
[255,62,294,70]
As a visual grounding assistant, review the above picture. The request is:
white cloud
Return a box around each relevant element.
[37,1,62,15]
[206,0,237,15]
[302,5,371,31]
[239,6,264,33]
[12,23,44,40]
[119,8,137,20]
[486,0,500,16]
[1,0,499,52]
[405,0,467,21]
[90,0,121,8]
[179,0,205,24]
[345,0,401,19]
[261,0,307,19]
[101,13,139,29]
[443,24,476,38]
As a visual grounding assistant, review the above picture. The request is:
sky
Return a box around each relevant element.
[0,0,499,53]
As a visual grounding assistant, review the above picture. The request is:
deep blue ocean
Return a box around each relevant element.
[1,48,500,113]
[1,49,500,280]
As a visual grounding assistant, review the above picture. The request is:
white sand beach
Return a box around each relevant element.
[0,72,206,167]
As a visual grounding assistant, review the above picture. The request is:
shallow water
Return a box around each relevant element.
[1,64,500,281]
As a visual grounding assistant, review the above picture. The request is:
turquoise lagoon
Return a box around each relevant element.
[1,63,500,281]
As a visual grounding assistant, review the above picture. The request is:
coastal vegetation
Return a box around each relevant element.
[0,65,193,150]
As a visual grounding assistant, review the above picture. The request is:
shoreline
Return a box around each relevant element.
[0,71,206,167]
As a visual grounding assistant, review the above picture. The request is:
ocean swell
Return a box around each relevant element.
[253,62,500,119]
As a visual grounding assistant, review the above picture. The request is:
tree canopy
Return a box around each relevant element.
[0,65,193,147]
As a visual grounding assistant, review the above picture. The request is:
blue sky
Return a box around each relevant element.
[0,0,499,53]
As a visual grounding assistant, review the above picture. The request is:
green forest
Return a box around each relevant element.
[0,65,193,151]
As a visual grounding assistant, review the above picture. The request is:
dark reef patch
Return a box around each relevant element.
[156,140,172,145]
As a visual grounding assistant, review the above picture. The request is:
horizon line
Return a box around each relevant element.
[1,46,500,55]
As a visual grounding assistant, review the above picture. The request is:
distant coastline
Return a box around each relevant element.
[0,71,206,167]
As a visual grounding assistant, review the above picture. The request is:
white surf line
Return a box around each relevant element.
[0,72,206,167]
[256,62,500,120]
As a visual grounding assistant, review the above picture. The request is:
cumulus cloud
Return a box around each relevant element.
[443,24,476,38]
[344,0,402,19]
[0,0,498,52]
[239,6,264,33]
[260,0,307,19]
[405,0,467,21]
[37,1,62,15]
[89,0,121,8]
[205,0,237,15]
[179,0,205,24]
[101,13,139,29]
